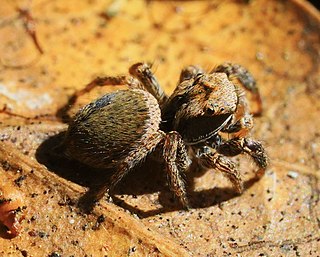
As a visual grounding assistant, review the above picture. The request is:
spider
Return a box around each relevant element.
[62,62,268,209]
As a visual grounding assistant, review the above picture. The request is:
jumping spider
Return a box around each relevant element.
[62,62,268,208]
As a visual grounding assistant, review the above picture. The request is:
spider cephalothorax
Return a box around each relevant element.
[162,72,238,144]
[62,62,268,208]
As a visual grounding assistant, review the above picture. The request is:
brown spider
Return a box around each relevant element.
[62,62,268,209]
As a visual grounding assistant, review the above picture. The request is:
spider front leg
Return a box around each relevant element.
[196,146,243,194]
[213,62,263,116]
[162,131,191,209]
[217,137,268,177]
[129,63,168,105]
[178,65,205,83]
[74,75,141,99]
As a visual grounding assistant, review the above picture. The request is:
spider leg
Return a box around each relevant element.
[196,147,243,194]
[56,75,141,121]
[212,62,263,116]
[72,75,142,105]
[178,65,204,83]
[129,63,168,105]
[217,137,268,177]
[162,131,191,209]
[79,131,165,210]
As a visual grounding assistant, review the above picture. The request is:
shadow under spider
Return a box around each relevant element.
[35,132,113,189]
[36,133,260,217]
[112,165,261,217]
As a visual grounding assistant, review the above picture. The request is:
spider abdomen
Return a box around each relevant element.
[63,89,161,169]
